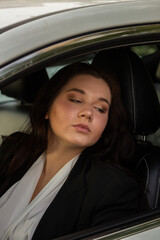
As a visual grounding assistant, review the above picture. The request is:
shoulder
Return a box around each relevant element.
[84,161,143,228]
[0,131,26,149]
[78,157,142,224]
[84,157,140,200]
[87,158,137,186]
[0,132,29,196]
[0,131,27,172]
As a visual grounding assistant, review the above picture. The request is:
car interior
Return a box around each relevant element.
[1,44,160,238]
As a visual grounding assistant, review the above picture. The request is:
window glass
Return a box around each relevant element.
[46,53,94,79]
[0,90,15,102]
[131,45,159,58]
[46,65,66,79]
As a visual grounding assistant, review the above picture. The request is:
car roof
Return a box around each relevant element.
[0,0,157,29]
[0,0,160,67]
[0,0,136,29]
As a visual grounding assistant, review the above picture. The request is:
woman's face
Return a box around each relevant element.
[46,74,111,151]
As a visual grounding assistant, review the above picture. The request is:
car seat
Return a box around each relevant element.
[0,69,48,142]
[1,69,48,103]
[92,49,160,209]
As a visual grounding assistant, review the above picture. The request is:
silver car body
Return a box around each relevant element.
[1,0,160,79]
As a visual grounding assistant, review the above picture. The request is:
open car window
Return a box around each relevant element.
[1,45,160,146]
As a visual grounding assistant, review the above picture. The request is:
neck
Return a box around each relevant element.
[41,145,81,178]
[47,145,81,164]
[44,136,84,173]
[46,130,85,164]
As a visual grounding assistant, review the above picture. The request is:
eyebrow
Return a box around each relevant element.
[67,88,85,94]
[66,88,110,106]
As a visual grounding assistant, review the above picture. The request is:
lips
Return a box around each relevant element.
[73,124,91,133]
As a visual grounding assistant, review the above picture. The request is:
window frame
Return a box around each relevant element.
[1,23,160,87]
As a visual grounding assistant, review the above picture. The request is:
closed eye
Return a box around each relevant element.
[69,98,82,103]
[94,107,106,113]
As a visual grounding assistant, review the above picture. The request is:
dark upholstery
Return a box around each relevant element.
[1,69,48,103]
[0,69,49,141]
[136,147,160,208]
[92,49,160,135]
[92,49,160,209]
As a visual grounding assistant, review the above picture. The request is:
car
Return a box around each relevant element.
[1,0,160,239]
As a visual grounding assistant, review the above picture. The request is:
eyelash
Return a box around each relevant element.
[69,98,106,114]
[69,98,82,103]
[94,107,106,114]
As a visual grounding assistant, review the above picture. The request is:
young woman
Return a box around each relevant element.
[0,62,142,240]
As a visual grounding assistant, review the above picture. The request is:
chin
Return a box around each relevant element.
[68,136,99,149]
[72,141,96,149]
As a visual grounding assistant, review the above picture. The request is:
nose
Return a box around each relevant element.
[78,105,93,121]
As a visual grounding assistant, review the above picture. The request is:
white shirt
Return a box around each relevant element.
[0,153,79,240]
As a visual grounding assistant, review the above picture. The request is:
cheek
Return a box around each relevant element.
[60,101,79,118]
[51,100,78,121]
[95,115,109,137]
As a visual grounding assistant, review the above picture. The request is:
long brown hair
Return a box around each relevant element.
[0,62,134,194]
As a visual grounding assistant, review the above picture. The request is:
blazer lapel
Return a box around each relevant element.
[32,152,90,240]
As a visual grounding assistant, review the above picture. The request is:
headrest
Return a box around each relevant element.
[1,69,48,103]
[92,49,160,135]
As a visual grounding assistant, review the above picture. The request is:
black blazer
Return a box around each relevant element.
[0,137,142,240]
